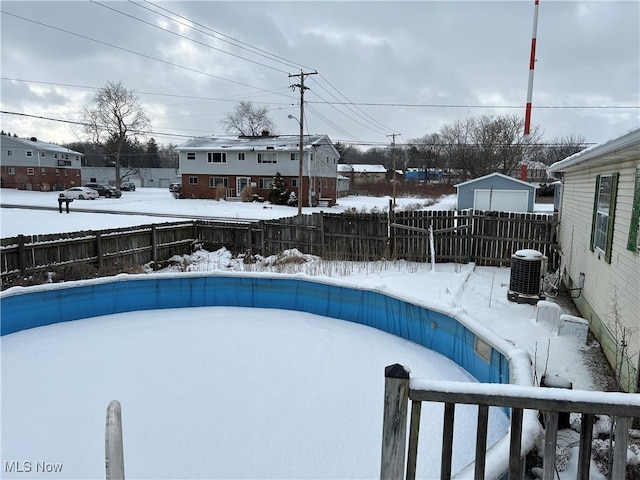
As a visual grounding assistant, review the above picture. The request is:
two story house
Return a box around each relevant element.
[176,133,340,206]
[0,136,83,191]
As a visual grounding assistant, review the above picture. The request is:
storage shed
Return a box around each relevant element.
[455,172,537,212]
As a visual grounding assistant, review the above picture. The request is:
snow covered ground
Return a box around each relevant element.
[2,188,631,479]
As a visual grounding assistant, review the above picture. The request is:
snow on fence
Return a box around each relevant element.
[381,366,640,480]
[0,210,558,286]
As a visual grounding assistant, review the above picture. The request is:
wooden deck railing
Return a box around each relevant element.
[381,364,640,480]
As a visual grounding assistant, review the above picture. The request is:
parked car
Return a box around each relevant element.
[59,187,99,200]
[120,182,136,191]
[169,183,182,193]
[83,183,122,198]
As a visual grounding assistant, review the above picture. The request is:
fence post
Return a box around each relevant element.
[105,400,125,480]
[151,225,157,264]
[380,364,410,480]
[96,232,103,270]
[17,234,26,275]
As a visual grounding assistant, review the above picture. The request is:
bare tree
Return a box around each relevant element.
[219,100,277,136]
[439,114,542,179]
[82,81,150,188]
[538,134,588,166]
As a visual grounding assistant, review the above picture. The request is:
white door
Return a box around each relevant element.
[236,177,251,197]
[474,189,529,212]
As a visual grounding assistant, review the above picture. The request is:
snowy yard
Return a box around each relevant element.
[1,188,636,479]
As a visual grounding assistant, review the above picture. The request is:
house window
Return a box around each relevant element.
[259,178,273,189]
[290,152,299,161]
[208,152,226,163]
[628,166,640,253]
[40,151,46,157]
[8,167,15,175]
[310,154,314,161]
[189,176,198,185]
[291,178,299,187]
[56,169,60,175]
[187,152,196,160]
[257,152,277,164]
[209,177,228,188]
[590,173,619,262]
[7,150,13,156]
[54,153,58,159]
[238,153,245,161]
[41,168,46,175]
[65,154,69,160]
[27,168,35,175]
[26,150,33,157]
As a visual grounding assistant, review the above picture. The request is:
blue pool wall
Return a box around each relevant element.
[0,272,531,387]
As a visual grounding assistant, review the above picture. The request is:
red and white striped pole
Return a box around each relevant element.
[524,0,540,136]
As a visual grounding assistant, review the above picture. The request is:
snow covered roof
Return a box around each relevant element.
[454,172,536,189]
[176,134,333,152]
[337,164,387,173]
[547,128,640,173]
[5,136,83,155]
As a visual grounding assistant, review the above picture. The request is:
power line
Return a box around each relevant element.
[0,10,291,97]
[90,0,291,75]
[133,0,314,73]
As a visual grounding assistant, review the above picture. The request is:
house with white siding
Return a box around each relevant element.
[336,164,388,185]
[176,133,339,206]
[548,128,640,393]
[0,136,83,191]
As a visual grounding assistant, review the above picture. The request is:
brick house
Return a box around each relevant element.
[0,136,83,191]
[176,133,340,206]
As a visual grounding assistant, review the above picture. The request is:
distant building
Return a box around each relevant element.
[337,164,387,185]
[0,136,83,191]
[176,133,339,206]
[81,167,181,189]
[455,172,537,212]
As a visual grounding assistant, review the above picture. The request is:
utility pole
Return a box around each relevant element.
[289,70,317,217]
[387,133,401,209]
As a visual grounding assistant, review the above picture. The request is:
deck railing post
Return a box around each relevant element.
[105,400,125,480]
[380,364,410,480]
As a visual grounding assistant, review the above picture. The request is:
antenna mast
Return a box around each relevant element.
[524,0,540,136]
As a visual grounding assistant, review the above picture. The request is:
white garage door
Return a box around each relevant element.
[474,189,529,212]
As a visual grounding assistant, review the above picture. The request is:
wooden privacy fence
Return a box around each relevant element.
[0,210,558,286]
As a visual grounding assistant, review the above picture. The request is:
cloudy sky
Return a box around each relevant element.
[1,1,638,149]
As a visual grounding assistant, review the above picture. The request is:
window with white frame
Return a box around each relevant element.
[259,178,273,189]
[290,152,299,161]
[257,152,277,164]
[590,173,619,263]
[208,152,226,163]
[593,175,611,252]
[209,177,228,188]
[8,167,15,175]
[26,150,33,157]
[7,150,13,156]
[628,166,640,253]
[187,152,196,160]
[27,168,34,175]
[41,168,46,175]
[238,152,245,161]
[56,169,60,175]
[291,178,299,187]
[40,151,45,157]
[189,176,198,185]
[54,153,58,159]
